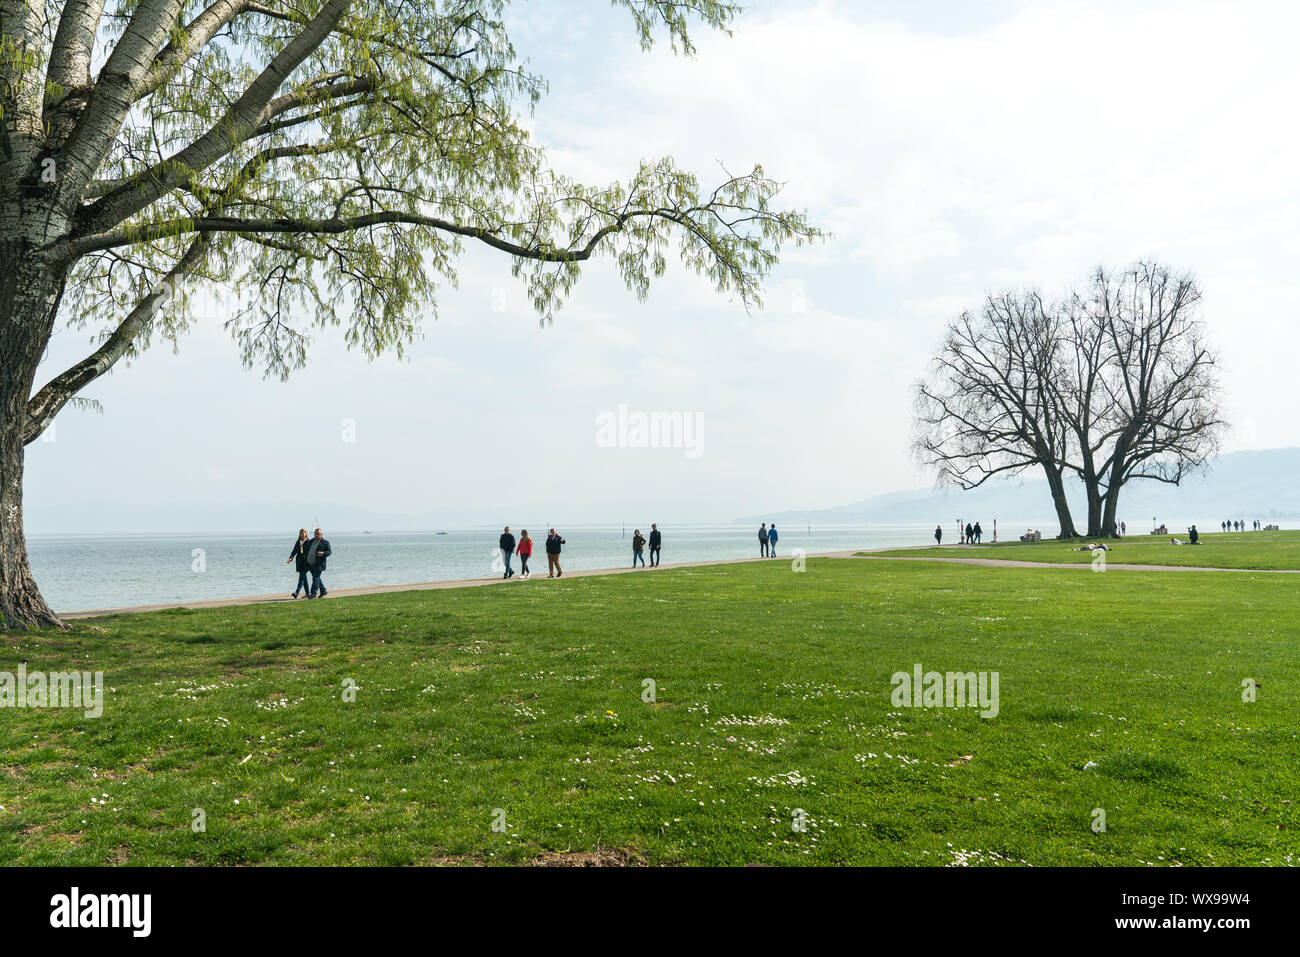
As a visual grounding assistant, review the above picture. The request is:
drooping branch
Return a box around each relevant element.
[23,231,210,444]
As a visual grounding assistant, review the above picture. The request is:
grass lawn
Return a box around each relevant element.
[2,557,1297,866]
[868,529,1300,570]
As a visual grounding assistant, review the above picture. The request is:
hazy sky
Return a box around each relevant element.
[26,0,1300,528]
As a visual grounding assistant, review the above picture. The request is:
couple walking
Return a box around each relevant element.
[499,527,566,579]
[287,528,332,599]
[758,522,780,557]
[631,524,662,567]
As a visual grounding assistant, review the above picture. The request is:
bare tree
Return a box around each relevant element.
[914,262,1224,538]
[914,290,1080,538]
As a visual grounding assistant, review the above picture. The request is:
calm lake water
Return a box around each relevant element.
[30,523,965,612]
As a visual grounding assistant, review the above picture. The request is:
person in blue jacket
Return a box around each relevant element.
[767,523,779,557]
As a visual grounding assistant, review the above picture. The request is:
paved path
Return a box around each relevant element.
[60,550,862,619]
[854,553,1300,574]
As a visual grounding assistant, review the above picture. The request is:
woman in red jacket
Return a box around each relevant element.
[517,530,533,579]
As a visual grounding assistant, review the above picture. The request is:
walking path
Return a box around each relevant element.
[61,547,1291,620]
[854,553,1300,574]
[60,550,862,619]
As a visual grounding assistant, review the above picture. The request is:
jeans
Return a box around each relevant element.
[633,549,645,567]
[760,540,768,557]
[295,570,310,595]
[520,554,530,575]
[650,547,660,567]
[309,567,326,597]
[768,540,777,556]
[502,549,513,576]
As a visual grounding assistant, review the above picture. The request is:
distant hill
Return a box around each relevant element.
[736,448,1300,528]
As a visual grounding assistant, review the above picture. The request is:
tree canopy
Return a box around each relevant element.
[7,0,820,436]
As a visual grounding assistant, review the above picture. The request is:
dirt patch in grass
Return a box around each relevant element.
[526,846,643,867]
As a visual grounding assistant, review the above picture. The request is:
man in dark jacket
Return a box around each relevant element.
[499,526,516,579]
[307,528,332,598]
[648,523,662,567]
[545,529,566,578]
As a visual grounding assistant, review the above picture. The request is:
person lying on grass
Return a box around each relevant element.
[1071,543,1111,551]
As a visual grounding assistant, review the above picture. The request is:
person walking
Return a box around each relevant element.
[499,526,516,579]
[934,524,942,545]
[306,527,332,598]
[286,528,311,598]
[759,523,768,557]
[632,529,646,567]
[973,521,983,544]
[546,529,566,577]
[767,523,779,557]
[648,523,662,567]
[965,522,974,545]
[517,530,533,579]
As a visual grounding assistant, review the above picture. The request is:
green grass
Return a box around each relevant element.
[868,529,1300,570]
[2,558,1298,866]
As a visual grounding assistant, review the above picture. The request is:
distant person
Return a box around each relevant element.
[1188,524,1199,544]
[965,522,974,545]
[546,529,566,578]
[759,523,768,557]
[632,529,646,567]
[648,523,662,567]
[973,521,983,543]
[286,528,311,599]
[1120,521,1126,536]
[499,526,516,579]
[1220,521,1226,532]
[767,523,779,557]
[517,530,533,579]
[307,527,331,598]
[934,525,942,545]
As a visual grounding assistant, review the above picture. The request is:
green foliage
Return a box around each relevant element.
[31,0,819,380]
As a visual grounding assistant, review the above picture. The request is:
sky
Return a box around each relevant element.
[25,0,1300,530]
